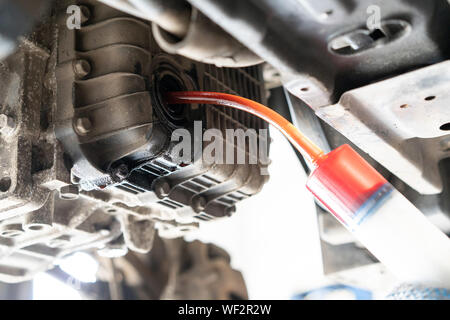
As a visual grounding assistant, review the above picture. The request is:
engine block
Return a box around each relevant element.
[0,0,270,282]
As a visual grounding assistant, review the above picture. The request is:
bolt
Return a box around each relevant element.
[75,117,92,135]
[225,206,236,217]
[112,164,129,181]
[60,185,79,200]
[0,114,16,135]
[73,59,91,78]
[154,179,171,198]
[192,196,207,212]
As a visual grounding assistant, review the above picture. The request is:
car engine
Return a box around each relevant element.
[0,0,269,282]
[0,0,449,301]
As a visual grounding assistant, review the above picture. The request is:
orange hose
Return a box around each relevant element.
[165,91,326,165]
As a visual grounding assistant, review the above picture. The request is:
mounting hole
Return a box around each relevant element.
[1,230,21,238]
[27,224,45,231]
[60,194,78,200]
[425,96,436,101]
[330,20,411,56]
[0,177,11,192]
[0,225,23,238]
[440,123,450,131]
[400,104,408,109]
[300,87,309,92]
[106,208,117,213]
[1,231,20,238]
[369,28,387,41]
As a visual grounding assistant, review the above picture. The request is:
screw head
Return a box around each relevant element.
[73,59,91,78]
[112,164,129,181]
[192,196,207,212]
[75,117,92,135]
[154,179,171,198]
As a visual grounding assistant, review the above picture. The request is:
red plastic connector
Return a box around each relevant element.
[306,144,388,225]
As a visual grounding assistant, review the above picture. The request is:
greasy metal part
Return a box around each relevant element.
[317,61,450,195]
[56,1,154,188]
[159,239,248,300]
[127,0,190,38]
[55,237,248,300]
[121,215,155,254]
[0,35,15,61]
[23,191,55,232]
[56,0,269,221]
[188,0,450,107]
[0,195,123,282]
[1,11,124,282]
[152,7,263,68]
[0,39,54,222]
[97,0,262,67]
[0,0,270,282]
[390,173,450,235]
[147,61,270,221]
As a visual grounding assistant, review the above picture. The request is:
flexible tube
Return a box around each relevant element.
[166,91,450,287]
[165,91,325,164]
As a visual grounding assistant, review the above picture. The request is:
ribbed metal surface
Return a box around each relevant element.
[70,4,272,219]
[203,64,267,133]
[155,64,269,219]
